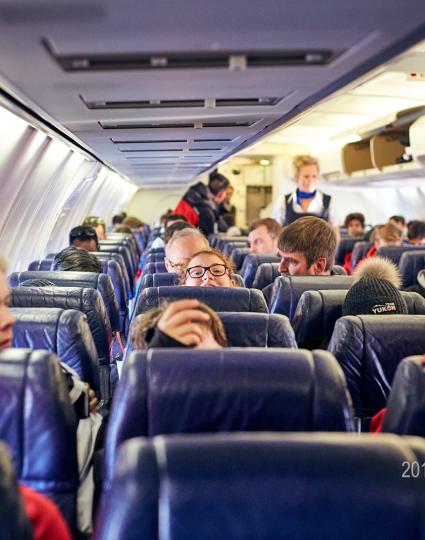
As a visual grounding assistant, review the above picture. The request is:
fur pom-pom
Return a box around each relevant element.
[353,257,401,288]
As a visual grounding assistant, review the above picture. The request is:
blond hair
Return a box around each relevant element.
[353,257,402,288]
[376,223,402,243]
[293,154,320,177]
[130,301,228,349]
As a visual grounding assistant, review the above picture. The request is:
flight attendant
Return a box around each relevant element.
[272,155,337,228]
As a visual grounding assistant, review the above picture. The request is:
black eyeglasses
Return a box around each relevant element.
[186,263,229,279]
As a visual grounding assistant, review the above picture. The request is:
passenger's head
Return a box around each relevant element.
[342,257,408,316]
[165,229,209,276]
[407,220,425,245]
[115,225,133,234]
[163,221,195,245]
[248,218,282,255]
[163,214,188,229]
[389,215,407,234]
[278,216,337,276]
[112,213,126,226]
[182,249,236,288]
[208,170,230,205]
[130,299,228,350]
[225,185,234,203]
[82,216,106,241]
[52,247,102,273]
[69,225,99,252]
[344,213,365,238]
[375,223,402,248]
[0,257,15,349]
[293,155,320,193]
[122,216,145,232]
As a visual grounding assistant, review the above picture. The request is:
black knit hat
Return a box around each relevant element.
[342,275,408,316]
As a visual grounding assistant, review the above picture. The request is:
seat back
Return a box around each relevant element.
[222,241,250,257]
[99,259,128,333]
[335,237,363,265]
[241,254,280,288]
[9,271,119,332]
[269,275,353,319]
[28,258,54,271]
[0,349,78,529]
[377,245,425,266]
[99,242,135,282]
[230,247,251,271]
[252,262,280,290]
[93,252,130,299]
[399,250,425,288]
[0,443,33,540]
[218,313,296,348]
[143,262,167,275]
[351,241,373,269]
[101,238,138,272]
[328,314,425,417]
[145,253,165,265]
[293,289,425,349]
[96,433,425,540]
[104,349,354,479]
[140,272,179,291]
[11,307,101,396]
[216,236,248,251]
[11,286,112,365]
[134,286,267,317]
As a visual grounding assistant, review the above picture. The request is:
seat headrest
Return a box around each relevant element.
[9,271,120,332]
[335,237,363,265]
[98,433,425,540]
[350,241,373,269]
[223,241,249,257]
[99,243,135,280]
[104,349,353,479]
[377,245,425,266]
[143,262,167,275]
[218,312,296,348]
[252,262,280,290]
[269,275,353,319]
[11,286,112,365]
[293,290,425,349]
[328,314,425,416]
[99,259,128,333]
[230,247,251,271]
[145,254,165,265]
[399,250,425,288]
[0,443,33,540]
[241,254,280,288]
[28,258,54,271]
[134,286,267,317]
[383,356,425,436]
[0,349,78,520]
[11,307,100,393]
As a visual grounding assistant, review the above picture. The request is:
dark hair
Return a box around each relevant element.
[407,220,425,241]
[69,225,99,247]
[389,215,406,226]
[112,213,126,225]
[163,221,195,244]
[248,218,282,237]
[20,278,56,287]
[278,216,337,271]
[52,247,102,273]
[344,213,365,229]
[208,170,230,195]
[164,214,188,228]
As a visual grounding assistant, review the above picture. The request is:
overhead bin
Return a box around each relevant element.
[341,139,373,175]
[370,132,407,169]
[410,115,425,166]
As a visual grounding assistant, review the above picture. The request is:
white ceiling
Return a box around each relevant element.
[0,0,423,186]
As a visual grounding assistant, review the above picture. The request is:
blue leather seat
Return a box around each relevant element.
[96,433,425,540]
[134,286,267,317]
[382,356,425,436]
[216,236,248,251]
[293,289,425,350]
[11,285,112,365]
[9,270,120,333]
[241,254,281,288]
[335,237,363,265]
[252,262,280,290]
[351,241,373,269]
[99,241,135,282]
[230,247,251,271]
[269,275,353,319]
[328,314,425,417]
[98,259,128,333]
[140,272,179,290]
[11,307,102,399]
[104,349,354,480]
[146,248,165,256]
[377,245,425,266]
[143,262,167,275]
[222,240,250,257]
[399,250,425,288]
[0,349,78,529]
[104,237,139,271]
[0,442,33,539]
[108,232,141,259]
[145,253,165,265]
[28,258,53,271]
[93,252,131,300]
[218,313,296,347]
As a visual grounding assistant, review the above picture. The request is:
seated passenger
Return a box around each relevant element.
[112,212,126,228]
[182,249,236,288]
[277,216,337,276]
[82,216,106,241]
[69,225,99,252]
[164,229,209,277]
[366,223,402,258]
[0,257,73,540]
[389,215,407,239]
[130,299,227,349]
[52,247,101,273]
[150,214,188,249]
[342,257,408,316]
[248,218,282,256]
[163,221,195,246]
[407,220,425,246]
[344,212,365,238]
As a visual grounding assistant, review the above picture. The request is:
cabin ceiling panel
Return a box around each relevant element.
[0,0,423,185]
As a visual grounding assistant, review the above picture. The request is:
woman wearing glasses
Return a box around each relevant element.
[182,249,236,288]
